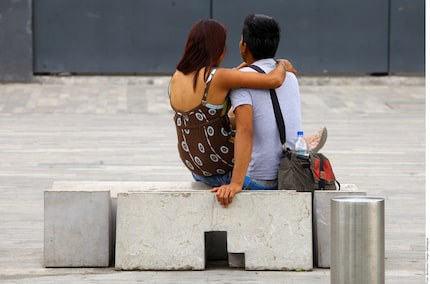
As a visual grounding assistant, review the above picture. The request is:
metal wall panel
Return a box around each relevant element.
[213,0,390,74]
[0,0,33,82]
[29,0,425,76]
[33,0,210,74]
[389,0,425,73]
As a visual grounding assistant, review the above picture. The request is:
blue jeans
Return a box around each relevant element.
[192,173,277,190]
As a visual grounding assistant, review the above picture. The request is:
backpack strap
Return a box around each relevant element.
[247,65,287,151]
[316,153,326,190]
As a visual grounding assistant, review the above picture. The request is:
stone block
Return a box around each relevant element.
[115,190,312,271]
[44,190,112,267]
[313,184,367,268]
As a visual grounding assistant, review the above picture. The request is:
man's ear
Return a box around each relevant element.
[239,40,248,54]
[242,43,252,59]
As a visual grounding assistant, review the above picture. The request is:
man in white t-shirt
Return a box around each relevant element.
[211,14,302,207]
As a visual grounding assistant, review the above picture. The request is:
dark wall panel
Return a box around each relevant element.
[1,0,421,80]
[0,0,33,82]
[389,0,425,73]
[33,0,210,74]
[213,0,390,74]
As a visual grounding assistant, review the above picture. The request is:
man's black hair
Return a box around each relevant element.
[242,14,280,60]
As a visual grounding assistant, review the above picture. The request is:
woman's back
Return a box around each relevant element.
[170,68,235,177]
[170,68,229,112]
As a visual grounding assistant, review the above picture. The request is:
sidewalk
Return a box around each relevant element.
[0,75,425,283]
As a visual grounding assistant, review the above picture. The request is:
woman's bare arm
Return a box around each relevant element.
[216,59,296,90]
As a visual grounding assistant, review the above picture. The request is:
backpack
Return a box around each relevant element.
[278,148,340,191]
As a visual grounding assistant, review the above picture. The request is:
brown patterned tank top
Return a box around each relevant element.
[170,68,235,176]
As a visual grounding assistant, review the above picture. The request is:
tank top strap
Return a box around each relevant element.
[202,68,217,104]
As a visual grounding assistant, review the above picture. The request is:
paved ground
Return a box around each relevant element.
[0,75,425,283]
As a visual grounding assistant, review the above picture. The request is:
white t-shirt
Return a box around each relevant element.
[230,58,302,180]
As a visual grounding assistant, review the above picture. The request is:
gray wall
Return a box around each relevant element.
[33,0,210,74]
[214,0,390,74]
[0,0,425,82]
[389,0,425,73]
[0,0,33,82]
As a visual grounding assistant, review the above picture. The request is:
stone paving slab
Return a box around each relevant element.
[0,75,425,283]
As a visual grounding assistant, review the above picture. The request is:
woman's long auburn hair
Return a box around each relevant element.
[176,19,227,90]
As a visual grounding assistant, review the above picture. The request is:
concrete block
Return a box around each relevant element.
[44,190,111,267]
[313,184,367,268]
[115,190,312,271]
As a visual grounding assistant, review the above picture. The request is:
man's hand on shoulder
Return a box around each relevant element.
[210,183,242,208]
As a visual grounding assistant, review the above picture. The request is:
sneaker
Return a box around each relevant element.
[306,126,327,153]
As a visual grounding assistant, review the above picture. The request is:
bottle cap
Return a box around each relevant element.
[297,131,303,136]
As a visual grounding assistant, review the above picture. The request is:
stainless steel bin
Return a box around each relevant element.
[331,196,385,284]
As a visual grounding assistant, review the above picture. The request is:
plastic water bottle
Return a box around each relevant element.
[294,131,309,157]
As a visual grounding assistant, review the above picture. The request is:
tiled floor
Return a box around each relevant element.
[0,75,425,283]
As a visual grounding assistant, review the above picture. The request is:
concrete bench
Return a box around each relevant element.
[115,190,313,271]
[44,181,363,270]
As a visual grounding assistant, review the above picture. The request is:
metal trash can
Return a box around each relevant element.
[331,196,385,284]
